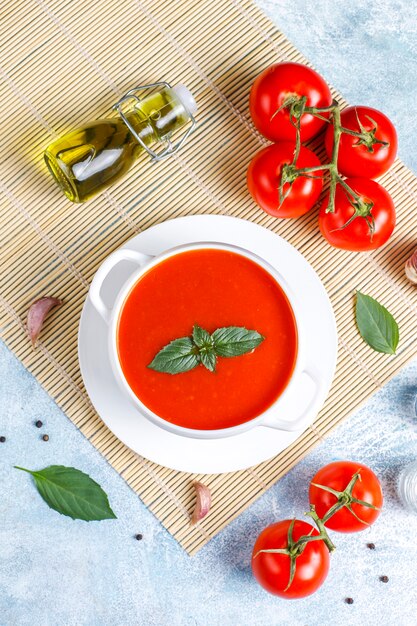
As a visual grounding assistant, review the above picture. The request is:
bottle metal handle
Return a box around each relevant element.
[113,82,196,162]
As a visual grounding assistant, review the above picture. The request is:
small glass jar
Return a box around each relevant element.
[398,460,417,513]
[44,82,197,203]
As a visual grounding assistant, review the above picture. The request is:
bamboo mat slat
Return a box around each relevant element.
[1,0,416,555]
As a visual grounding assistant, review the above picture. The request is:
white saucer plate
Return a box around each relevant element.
[78,215,337,473]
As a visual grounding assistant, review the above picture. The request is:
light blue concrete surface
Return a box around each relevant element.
[2,341,417,626]
[1,1,417,625]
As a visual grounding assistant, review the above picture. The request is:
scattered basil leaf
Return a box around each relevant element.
[192,324,213,349]
[148,336,200,374]
[212,326,265,357]
[14,465,116,521]
[200,349,217,372]
[355,291,399,355]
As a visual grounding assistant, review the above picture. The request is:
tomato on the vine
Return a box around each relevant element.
[250,62,332,142]
[325,106,398,179]
[252,519,330,599]
[309,461,383,533]
[247,142,323,218]
[319,177,395,251]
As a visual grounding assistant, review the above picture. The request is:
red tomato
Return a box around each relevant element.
[247,142,323,218]
[309,461,383,533]
[252,519,330,599]
[319,177,395,251]
[250,62,332,142]
[325,106,398,179]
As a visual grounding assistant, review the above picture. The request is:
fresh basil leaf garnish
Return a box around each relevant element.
[200,349,217,372]
[148,336,200,374]
[212,326,264,357]
[148,325,265,374]
[192,324,213,349]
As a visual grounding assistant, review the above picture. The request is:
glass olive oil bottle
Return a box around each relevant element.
[44,83,197,203]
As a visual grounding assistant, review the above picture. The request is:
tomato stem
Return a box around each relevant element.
[302,505,336,553]
[272,98,376,229]
[305,104,337,115]
[297,164,333,174]
[323,109,376,230]
[325,105,343,214]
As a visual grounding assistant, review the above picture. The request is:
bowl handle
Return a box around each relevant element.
[89,248,153,324]
[260,365,322,432]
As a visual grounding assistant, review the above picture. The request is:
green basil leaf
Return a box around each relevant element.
[148,336,200,374]
[149,325,265,375]
[355,291,399,355]
[200,349,216,372]
[14,465,116,521]
[192,324,213,349]
[212,326,265,357]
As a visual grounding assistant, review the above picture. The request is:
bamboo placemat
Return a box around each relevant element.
[1,0,416,555]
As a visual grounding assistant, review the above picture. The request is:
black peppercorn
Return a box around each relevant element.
[0,436,5,443]
[42,434,49,442]
[345,598,354,605]
[35,420,43,428]
[380,575,389,583]
[367,542,376,550]
[135,533,143,541]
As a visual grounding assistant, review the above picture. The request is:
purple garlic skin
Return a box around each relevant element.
[405,250,417,285]
[191,481,211,525]
[27,297,63,347]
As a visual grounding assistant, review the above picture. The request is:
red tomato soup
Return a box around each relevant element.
[117,249,298,430]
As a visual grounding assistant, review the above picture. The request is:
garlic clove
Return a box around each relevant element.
[191,481,211,525]
[405,250,417,285]
[27,297,63,348]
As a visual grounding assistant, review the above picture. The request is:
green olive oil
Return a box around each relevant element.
[44,85,196,202]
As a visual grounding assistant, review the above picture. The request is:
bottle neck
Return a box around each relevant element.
[124,110,157,152]
[120,86,194,157]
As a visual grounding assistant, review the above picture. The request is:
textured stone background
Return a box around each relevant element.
[1,1,417,624]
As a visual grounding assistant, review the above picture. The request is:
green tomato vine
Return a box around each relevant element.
[275,97,390,237]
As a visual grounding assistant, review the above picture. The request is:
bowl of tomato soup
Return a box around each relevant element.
[89,242,316,439]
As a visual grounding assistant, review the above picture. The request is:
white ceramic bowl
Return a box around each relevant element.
[89,242,320,439]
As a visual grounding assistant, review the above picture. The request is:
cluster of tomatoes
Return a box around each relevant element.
[247,62,398,252]
[252,461,383,599]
